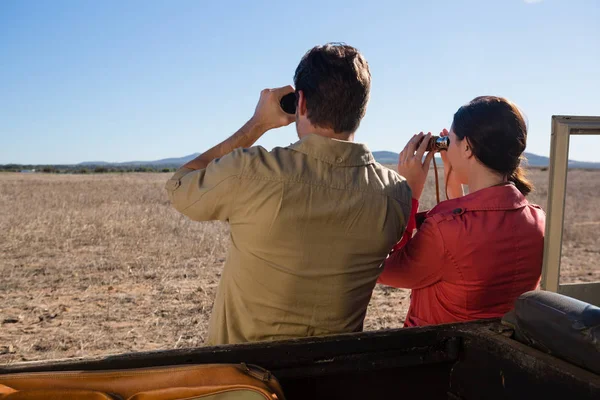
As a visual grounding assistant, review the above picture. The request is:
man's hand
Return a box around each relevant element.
[180,85,296,171]
[251,86,296,131]
[398,132,435,201]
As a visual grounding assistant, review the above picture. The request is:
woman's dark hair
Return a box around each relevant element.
[294,43,371,134]
[452,96,533,196]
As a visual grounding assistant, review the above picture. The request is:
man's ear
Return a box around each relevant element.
[297,90,307,117]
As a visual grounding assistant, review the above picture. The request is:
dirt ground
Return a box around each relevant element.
[0,168,598,363]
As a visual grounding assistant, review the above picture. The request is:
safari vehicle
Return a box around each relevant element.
[1,117,599,400]
[0,291,598,400]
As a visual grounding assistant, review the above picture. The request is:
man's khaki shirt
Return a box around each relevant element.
[165,134,412,345]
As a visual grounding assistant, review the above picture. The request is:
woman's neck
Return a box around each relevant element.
[467,168,507,194]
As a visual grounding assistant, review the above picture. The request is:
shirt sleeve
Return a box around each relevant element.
[391,198,419,252]
[164,148,248,222]
[378,200,445,289]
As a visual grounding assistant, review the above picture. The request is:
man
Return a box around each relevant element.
[165,43,412,346]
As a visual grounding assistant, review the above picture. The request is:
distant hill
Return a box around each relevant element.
[566,159,600,169]
[77,151,600,169]
[148,154,201,165]
[78,153,200,167]
[79,161,111,166]
[372,151,400,164]
[373,151,600,169]
[521,153,549,167]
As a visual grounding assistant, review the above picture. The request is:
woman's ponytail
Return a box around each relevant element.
[509,166,533,196]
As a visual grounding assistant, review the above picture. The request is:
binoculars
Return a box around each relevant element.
[280,92,297,115]
[419,135,450,152]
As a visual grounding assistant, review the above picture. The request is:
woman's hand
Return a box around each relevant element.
[398,132,435,200]
[439,128,464,199]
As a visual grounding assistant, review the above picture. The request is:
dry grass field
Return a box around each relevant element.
[1,167,598,364]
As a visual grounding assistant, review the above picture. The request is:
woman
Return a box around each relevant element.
[379,96,545,327]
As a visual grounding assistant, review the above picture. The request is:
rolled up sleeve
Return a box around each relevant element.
[165,148,248,222]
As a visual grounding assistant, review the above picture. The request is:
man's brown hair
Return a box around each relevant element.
[294,43,371,134]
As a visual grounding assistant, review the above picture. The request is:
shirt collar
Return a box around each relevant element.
[287,134,375,167]
[431,182,530,214]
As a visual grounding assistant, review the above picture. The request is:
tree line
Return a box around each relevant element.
[0,164,178,174]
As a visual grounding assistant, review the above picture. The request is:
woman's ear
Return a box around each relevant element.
[297,90,307,117]
[463,138,474,160]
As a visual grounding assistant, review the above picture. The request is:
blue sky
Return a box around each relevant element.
[1,0,599,164]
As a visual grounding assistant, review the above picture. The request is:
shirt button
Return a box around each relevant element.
[452,208,463,215]
[166,179,181,190]
[336,157,343,164]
